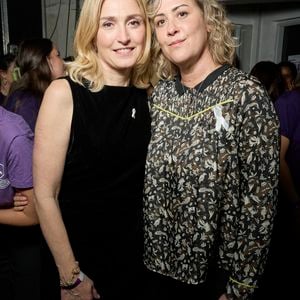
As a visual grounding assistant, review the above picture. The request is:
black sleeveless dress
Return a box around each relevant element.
[41,77,151,299]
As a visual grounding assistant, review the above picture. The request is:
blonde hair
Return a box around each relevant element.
[67,0,152,91]
[147,0,237,81]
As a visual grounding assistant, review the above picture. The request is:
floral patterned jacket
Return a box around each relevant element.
[143,65,279,299]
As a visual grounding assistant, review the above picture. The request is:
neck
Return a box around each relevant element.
[104,76,130,87]
[179,53,221,88]
[101,66,131,87]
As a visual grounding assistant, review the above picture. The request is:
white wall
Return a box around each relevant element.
[227,3,300,72]
[42,1,300,69]
[42,0,83,58]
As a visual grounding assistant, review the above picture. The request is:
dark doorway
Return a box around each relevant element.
[6,0,42,46]
[282,24,300,61]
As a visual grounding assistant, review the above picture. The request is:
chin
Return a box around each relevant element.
[115,59,138,70]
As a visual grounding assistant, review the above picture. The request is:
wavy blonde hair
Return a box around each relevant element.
[147,0,237,82]
[67,0,152,91]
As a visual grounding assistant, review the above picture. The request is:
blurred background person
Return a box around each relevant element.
[0,105,38,299]
[0,53,16,106]
[2,38,65,300]
[250,60,283,103]
[254,67,300,299]
[4,38,65,131]
[278,60,298,93]
[273,84,300,298]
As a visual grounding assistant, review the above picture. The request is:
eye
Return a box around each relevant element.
[102,21,114,29]
[128,18,142,28]
[154,18,166,28]
[177,10,188,18]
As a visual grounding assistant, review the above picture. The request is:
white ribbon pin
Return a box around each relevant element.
[213,104,229,132]
[131,108,136,119]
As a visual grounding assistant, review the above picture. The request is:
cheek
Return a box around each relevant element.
[53,60,65,77]
[96,31,114,49]
[154,30,163,44]
[7,75,13,83]
[134,28,146,46]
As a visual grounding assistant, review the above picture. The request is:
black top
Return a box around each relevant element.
[55,77,151,295]
[60,77,151,211]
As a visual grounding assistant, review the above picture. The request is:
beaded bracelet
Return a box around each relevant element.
[59,261,81,289]
[61,271,85,290]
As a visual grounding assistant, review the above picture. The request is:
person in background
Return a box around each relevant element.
[295,69,300,87]
[3,38,65,300]
[275,61,300,279]
[0,106,38,299]
[278,60,298,92]
[254,82,300,300]
[272,85,300,298]
[4,38,65,131]
[250,60,283,103]
[32,0,152,299]
[0,53,16,106]
[143,1,279,300]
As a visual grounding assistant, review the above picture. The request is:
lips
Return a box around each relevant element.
[169,39,185,46]
[114,47,134,54]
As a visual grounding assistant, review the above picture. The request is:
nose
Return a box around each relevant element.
[167,18,178,36]
[117,25,130,44]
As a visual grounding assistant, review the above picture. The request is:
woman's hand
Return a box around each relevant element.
[13,192,29,211]
[61,274,100,300]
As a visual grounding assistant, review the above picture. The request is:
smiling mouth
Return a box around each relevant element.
[114,47,134,54]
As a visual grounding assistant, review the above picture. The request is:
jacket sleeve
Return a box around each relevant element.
[225,81,280,299]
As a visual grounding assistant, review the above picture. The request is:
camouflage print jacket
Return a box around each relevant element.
[143,65,280,300]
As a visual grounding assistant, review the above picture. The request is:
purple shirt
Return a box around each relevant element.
[0,106,33,208]
[275,89,300,194]
[5,90,41,131]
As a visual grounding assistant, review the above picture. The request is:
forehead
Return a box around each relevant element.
[281,66,292,74]
[154,0,196,11]
[101,0,142,16]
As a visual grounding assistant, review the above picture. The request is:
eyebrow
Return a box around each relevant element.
[100,14,143,21]
[154,4,189,18]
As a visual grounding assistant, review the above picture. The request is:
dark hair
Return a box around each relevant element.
[278,61,298,80]
[250,61,283,102]
[0,53,16,71]
[9,38,54,98]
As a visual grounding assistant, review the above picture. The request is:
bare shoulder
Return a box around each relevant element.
[37,78,73,126]
[42,78,72,109]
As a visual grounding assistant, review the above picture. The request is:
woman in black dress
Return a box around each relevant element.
[32,0,152,299]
